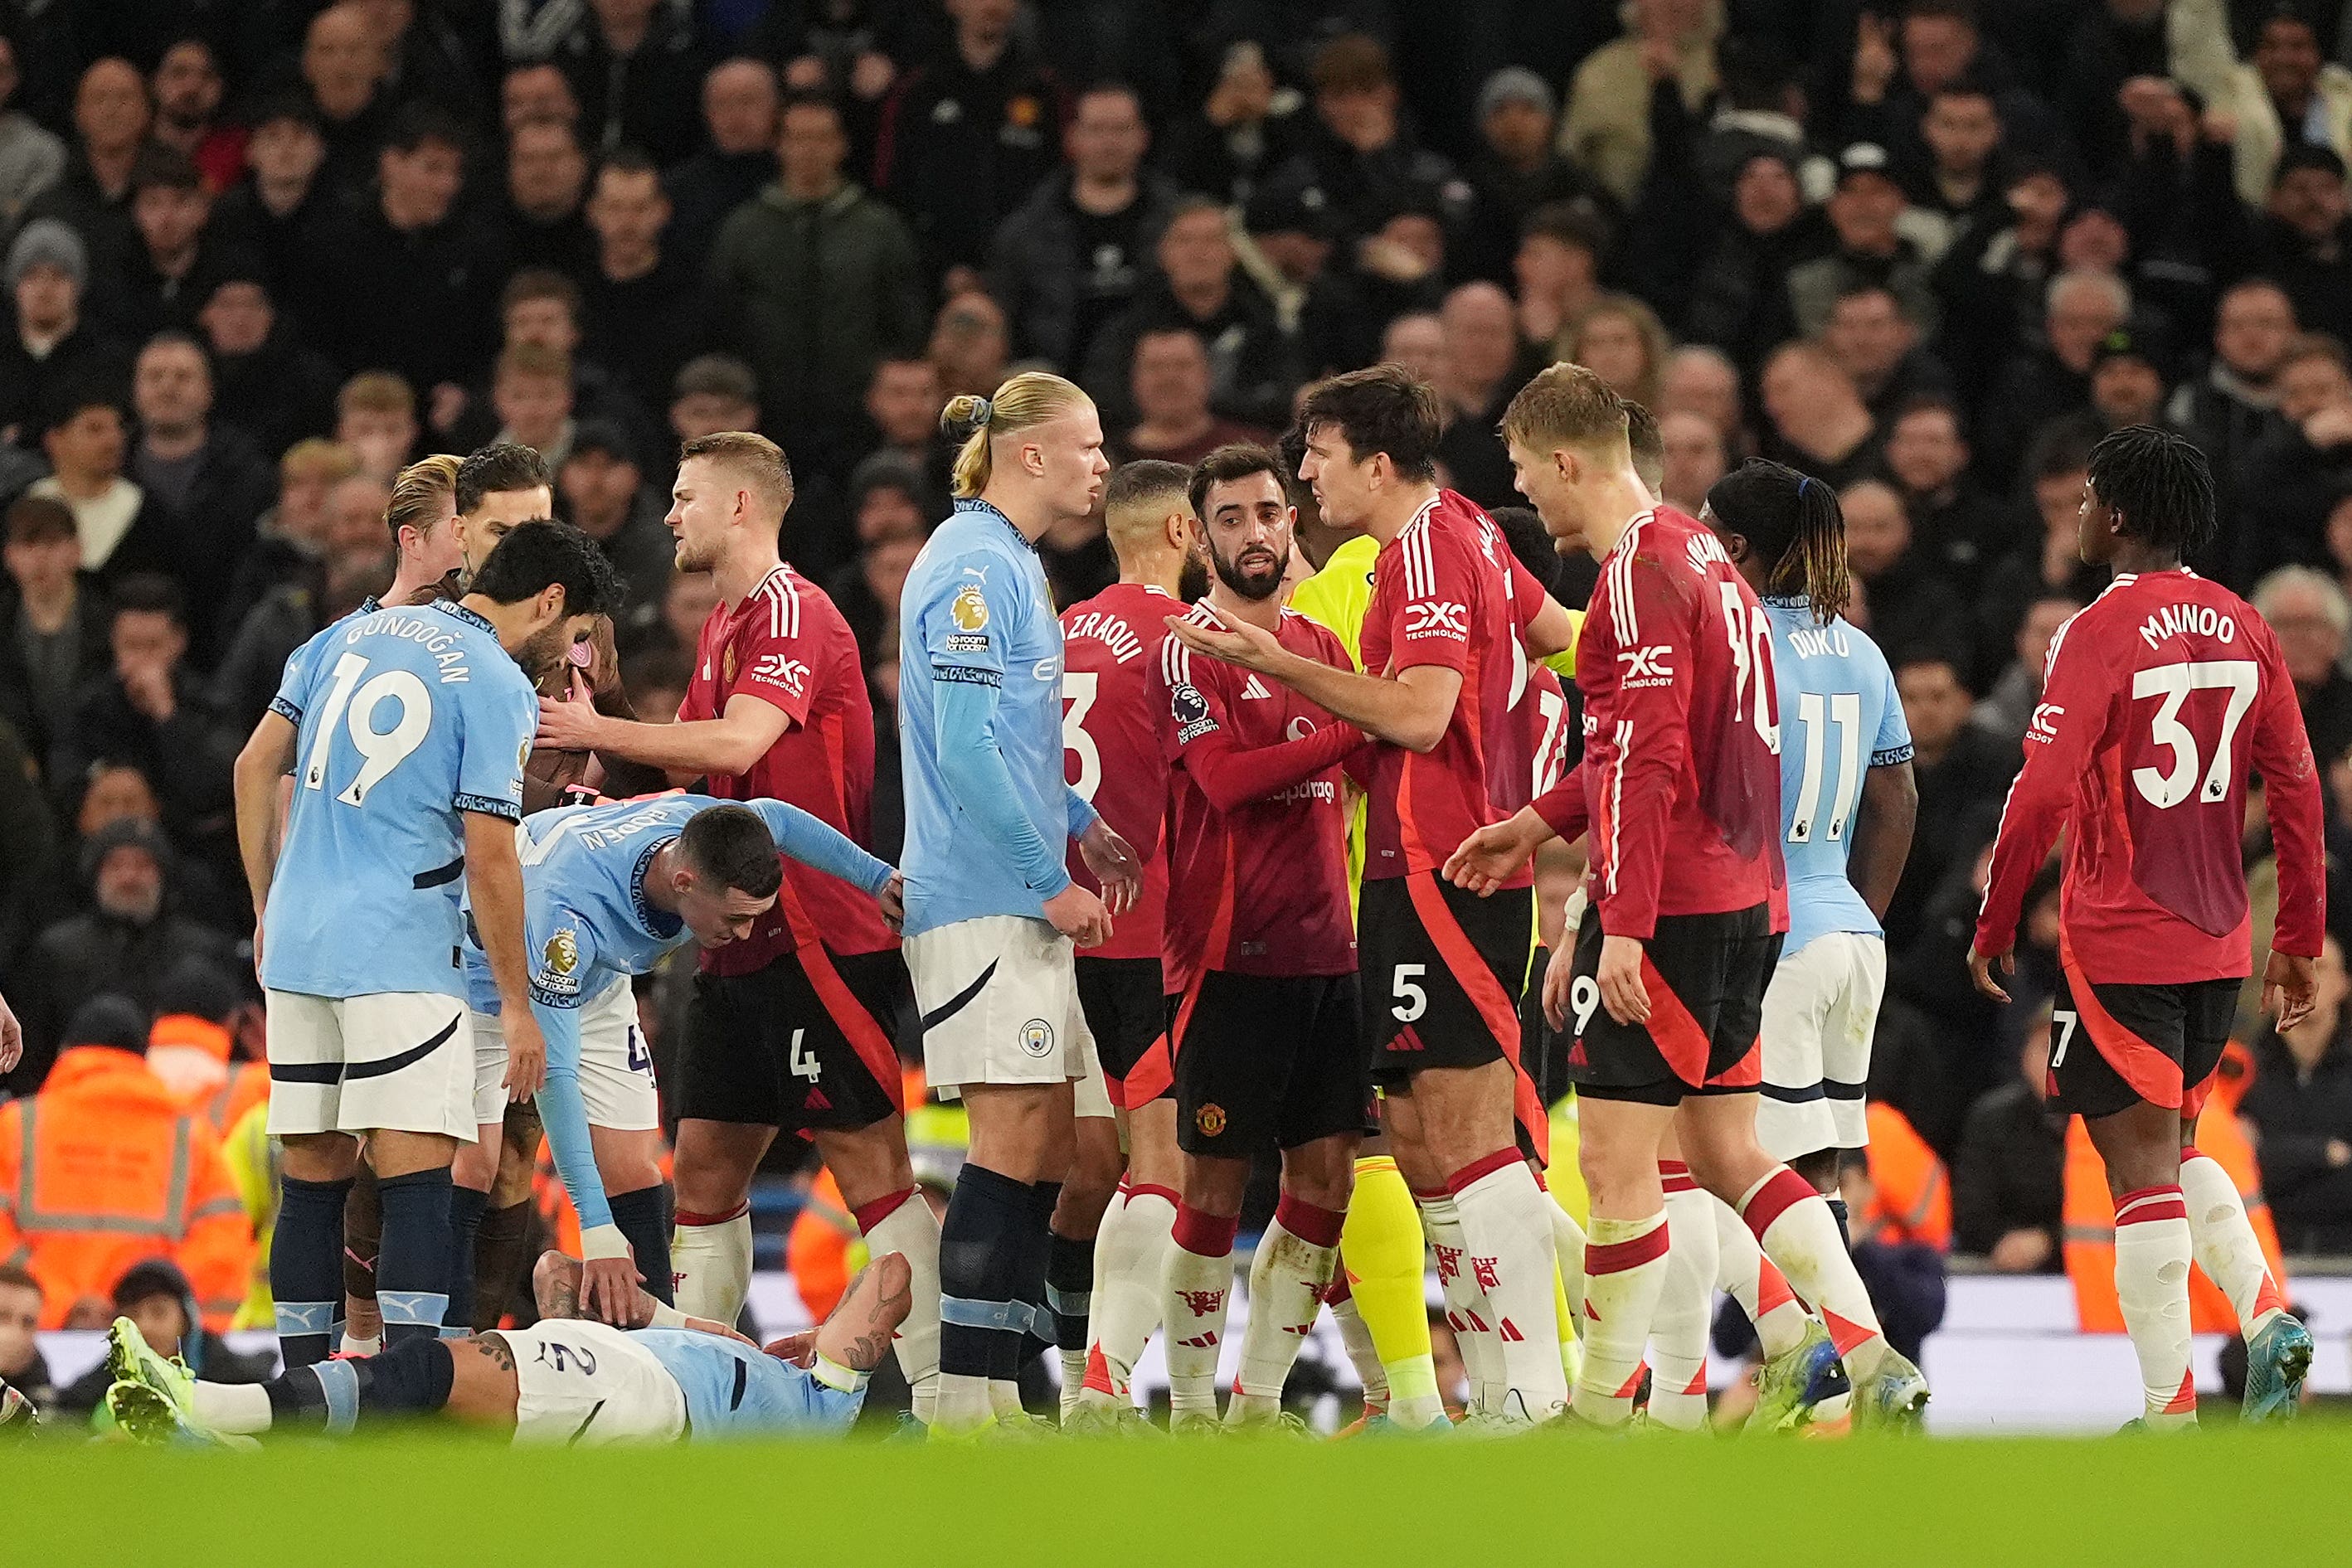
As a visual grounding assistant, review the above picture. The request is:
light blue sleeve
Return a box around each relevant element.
[743,799,892,894]
[270,634,321,726]
[525,903,608,1233]
[1868,646,1913,766]
[1066,786,1099,838]
[935,677,1072,901]
[457,670,536,820]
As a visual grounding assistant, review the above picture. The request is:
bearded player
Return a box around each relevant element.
[532,432,944,1420]
[1971,426,2320,1427]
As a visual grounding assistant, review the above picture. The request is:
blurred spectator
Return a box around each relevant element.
[1953,1008,2065,1269]
[205,94,330,303]
[126,334,272,656]
[1759,342,1882,490]
[657,568,721,662]
[1975,434,2108,681]
[1116,326,1268,468]
[1979,270,2130,489]
[1659,343,1747,451]
[98,145,232,343]
[1885,652,2016,951]
[581,148,698,420]
[1346,201,1451,346]
[1656,409,1727,514]
[1882,395,2009,580]
[1969,593,2078,747]
[503,62,581,136]
[333,371,420,487]
[488,343,576,470]
[1685,148,1824,374]
[860,353,947,483]
[667,353,760,448]
[1083,198,1291,432]
[1907,85,2006,241]
[0,998,248,1325]
[2241,935,2352,1253]
[142,959,265,1134]
[216,439,360,660]
[926,289,1010,401]
[990,82,1172,377]
[554,0,707,165]
[1931,157,2070,406]
[1160,40,1304,209]
[148,37,239,194]
[2231,333,2352,585]
[197,271,340,463]
[1786,143,1938,341]
[556,420,671,634]
[1460,68,1615,289]
[2168,278,2296,512]
[830,527,925,674]
[662,58,779,266]
[210,472,389,735]
[1434,282,1526,509]
[0,496,107,757]
[1274,34,1466,249]
[2171,2,2352,208]
[301,2,393,193]
[0,1264,53,1415]
[1560,0,1720,207]
[25,58,149,285]
[1514,202,1610,360]
[466,269,654,459]
[1842,479,1968,667]
[2252,566,2352,765]
[1237,174,1361,378]
[0,219,129,445]
[1834,0,2064,186]
[0,35,64,227]
[502,118,594,278]
[294,104,501,400]
[1378,311,1446,386]
[2252,146,2352,347]
[713,90,924,477]
[2061,0,2172,173]
[1562,294,1669,415]
[32,386,156,578]
[54,1256,272,1414]
[1824,282,1954,429]
[873,0,1068,279]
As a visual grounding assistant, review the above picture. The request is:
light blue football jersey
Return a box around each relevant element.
[261,600,538,998]
[631,1329,863,1438]
[1762,598,1912,956]
[896,498,1089,937]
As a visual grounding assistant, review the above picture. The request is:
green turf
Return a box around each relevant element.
[13,1424,2352,1566]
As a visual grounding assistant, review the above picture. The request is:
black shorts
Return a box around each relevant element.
[2049,968,2238,1121]
[674,947,908,1134]
[1564,903,1780,1105]
[1077,955,1169,1110]
[1170,971,1366,1157]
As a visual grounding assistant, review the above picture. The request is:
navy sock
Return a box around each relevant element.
[1047,1231,1095,1353]
[610,1184,673,1305]
[1007,1181,1062,1380]
[443,1186,491,1336]
[270,1175,352,1368]
[938,1164,1034,1382]
[472,1199,532,1327]
[1827,1197,1853,1254]
[274,1337,457,1434]
[376,1168,454,1347]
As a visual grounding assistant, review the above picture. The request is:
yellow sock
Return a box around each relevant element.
[1344,1155,1444,1426]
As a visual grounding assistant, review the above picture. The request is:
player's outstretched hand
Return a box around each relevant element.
[1596,933,1650,1025]
[1042,882,1112,948]
[2266,949,2318,1033]
[0,988,20,1073]
[688,1315,756,1345]
[1078,819,1141,915]
[1966,943,2013,1005]
[1542,941,1577,1032]
[764,1329,818,1367]
[1164,609,1282,672]
[1445,813,1547,896]
[877,871,906,933]
[534,690,602,751]
[503,1009,549,1100]
[581,1255,648,1327]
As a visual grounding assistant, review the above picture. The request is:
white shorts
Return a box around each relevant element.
[1756,932,1886,1160]
[905,914,1111,1118]
[471,977,658,1130]
[503,1320,687,1446]
[264,990,474,1140]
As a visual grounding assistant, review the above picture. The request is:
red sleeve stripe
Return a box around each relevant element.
[1402,518,1432,599]
[1601,718,1632,895]
[761,568,801,639]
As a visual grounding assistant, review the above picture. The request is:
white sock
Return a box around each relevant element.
[1546,1192,1587,1345]
[1163,1206,1237,1423]
[1448,1155,1567,1420]
[1226,1195,1344,1424]
[1712,1196,1810,1361]
[935,1373,992,1433]
[2179,1150,2285,1339]
[988,1377,1023,1417]
[1572,1211,1669,1427]
[338,1332,381,1358]
[1081,1182,1175,1405]
[671,1205,753,1327]
[1329,1281,1388,1414]
[858,1188,943,1425]
[1419,1191,1504,1414]
[192,1381,273,1435]
[1647,1172,1718,1431]
[2114,1185,2197,1428]
[1740,1168,1888,1383]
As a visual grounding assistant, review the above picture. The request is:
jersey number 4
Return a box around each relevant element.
[2131,660,2257,809]
[301,651,434,807]
[1062,670,1102,803]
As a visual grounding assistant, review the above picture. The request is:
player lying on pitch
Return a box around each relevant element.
[102,1250,912,1447]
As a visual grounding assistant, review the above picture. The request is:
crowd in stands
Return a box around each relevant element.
[4,0,2352,1330]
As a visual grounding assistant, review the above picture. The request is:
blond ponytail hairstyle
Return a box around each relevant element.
[942,371,1093,499]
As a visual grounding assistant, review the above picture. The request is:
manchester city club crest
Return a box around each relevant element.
[1018,1018,1055,1058]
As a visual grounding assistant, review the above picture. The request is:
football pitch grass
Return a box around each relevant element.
[15,1421,2352,1566]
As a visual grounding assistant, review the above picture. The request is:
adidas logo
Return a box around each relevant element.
[1498,1318,1525,1342]
[1566,1040,1587,1066]
[1177,1333,1219,1349]
[1241,675,1272,699]
[805,1086,832,1110]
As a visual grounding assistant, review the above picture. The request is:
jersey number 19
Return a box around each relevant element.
[301,651,434,807]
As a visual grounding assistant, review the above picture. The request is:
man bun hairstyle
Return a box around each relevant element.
[469,517,624,619]
[943,371,1092,499]
[678,803,784,901]
[1292,364,1441,483]
[456,440,552,516]
[1704,459,1851,624]
[2087,423,2217,558]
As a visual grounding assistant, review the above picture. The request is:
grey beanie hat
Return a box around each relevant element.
[7,218,87,294]
[1478,66,1557,124]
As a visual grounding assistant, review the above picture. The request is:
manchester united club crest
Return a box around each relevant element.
[722,643,738,684]
[1194,1103,1227,1137]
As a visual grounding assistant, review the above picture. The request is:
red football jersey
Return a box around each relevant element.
[1561,505,1785,940]
[679,565,893,973]
[1974,568,2324,983]
[1154,602,1359,991]
[1519,663,1574,802]
[1059,581,1175,962]
[1357,489,1546,883]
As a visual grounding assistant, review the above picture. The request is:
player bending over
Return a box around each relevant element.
[1971,425,2320,1427]
[104,1250,911,1447]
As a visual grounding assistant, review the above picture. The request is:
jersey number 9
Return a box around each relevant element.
[301,651,435,807]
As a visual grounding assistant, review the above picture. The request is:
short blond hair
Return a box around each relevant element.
[496,342,570,384]
[679,430,794,517]
[943,371,1092,499]
[338,370,414,420]
[280,437,362,486]
[386,453,461,546]
[1499,361,1629,454]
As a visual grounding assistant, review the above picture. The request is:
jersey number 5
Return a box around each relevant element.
[1062,670,1101,802]
[301,651,434,806]
[2131,660,2257,809]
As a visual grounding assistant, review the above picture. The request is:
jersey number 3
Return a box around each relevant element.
[1062,670,1101,803]
[302,651,434,806]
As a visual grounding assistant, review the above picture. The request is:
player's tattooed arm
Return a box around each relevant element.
[837,1267,914,1371]
[470,1333,518,1373]
[532,1249,585,1321]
